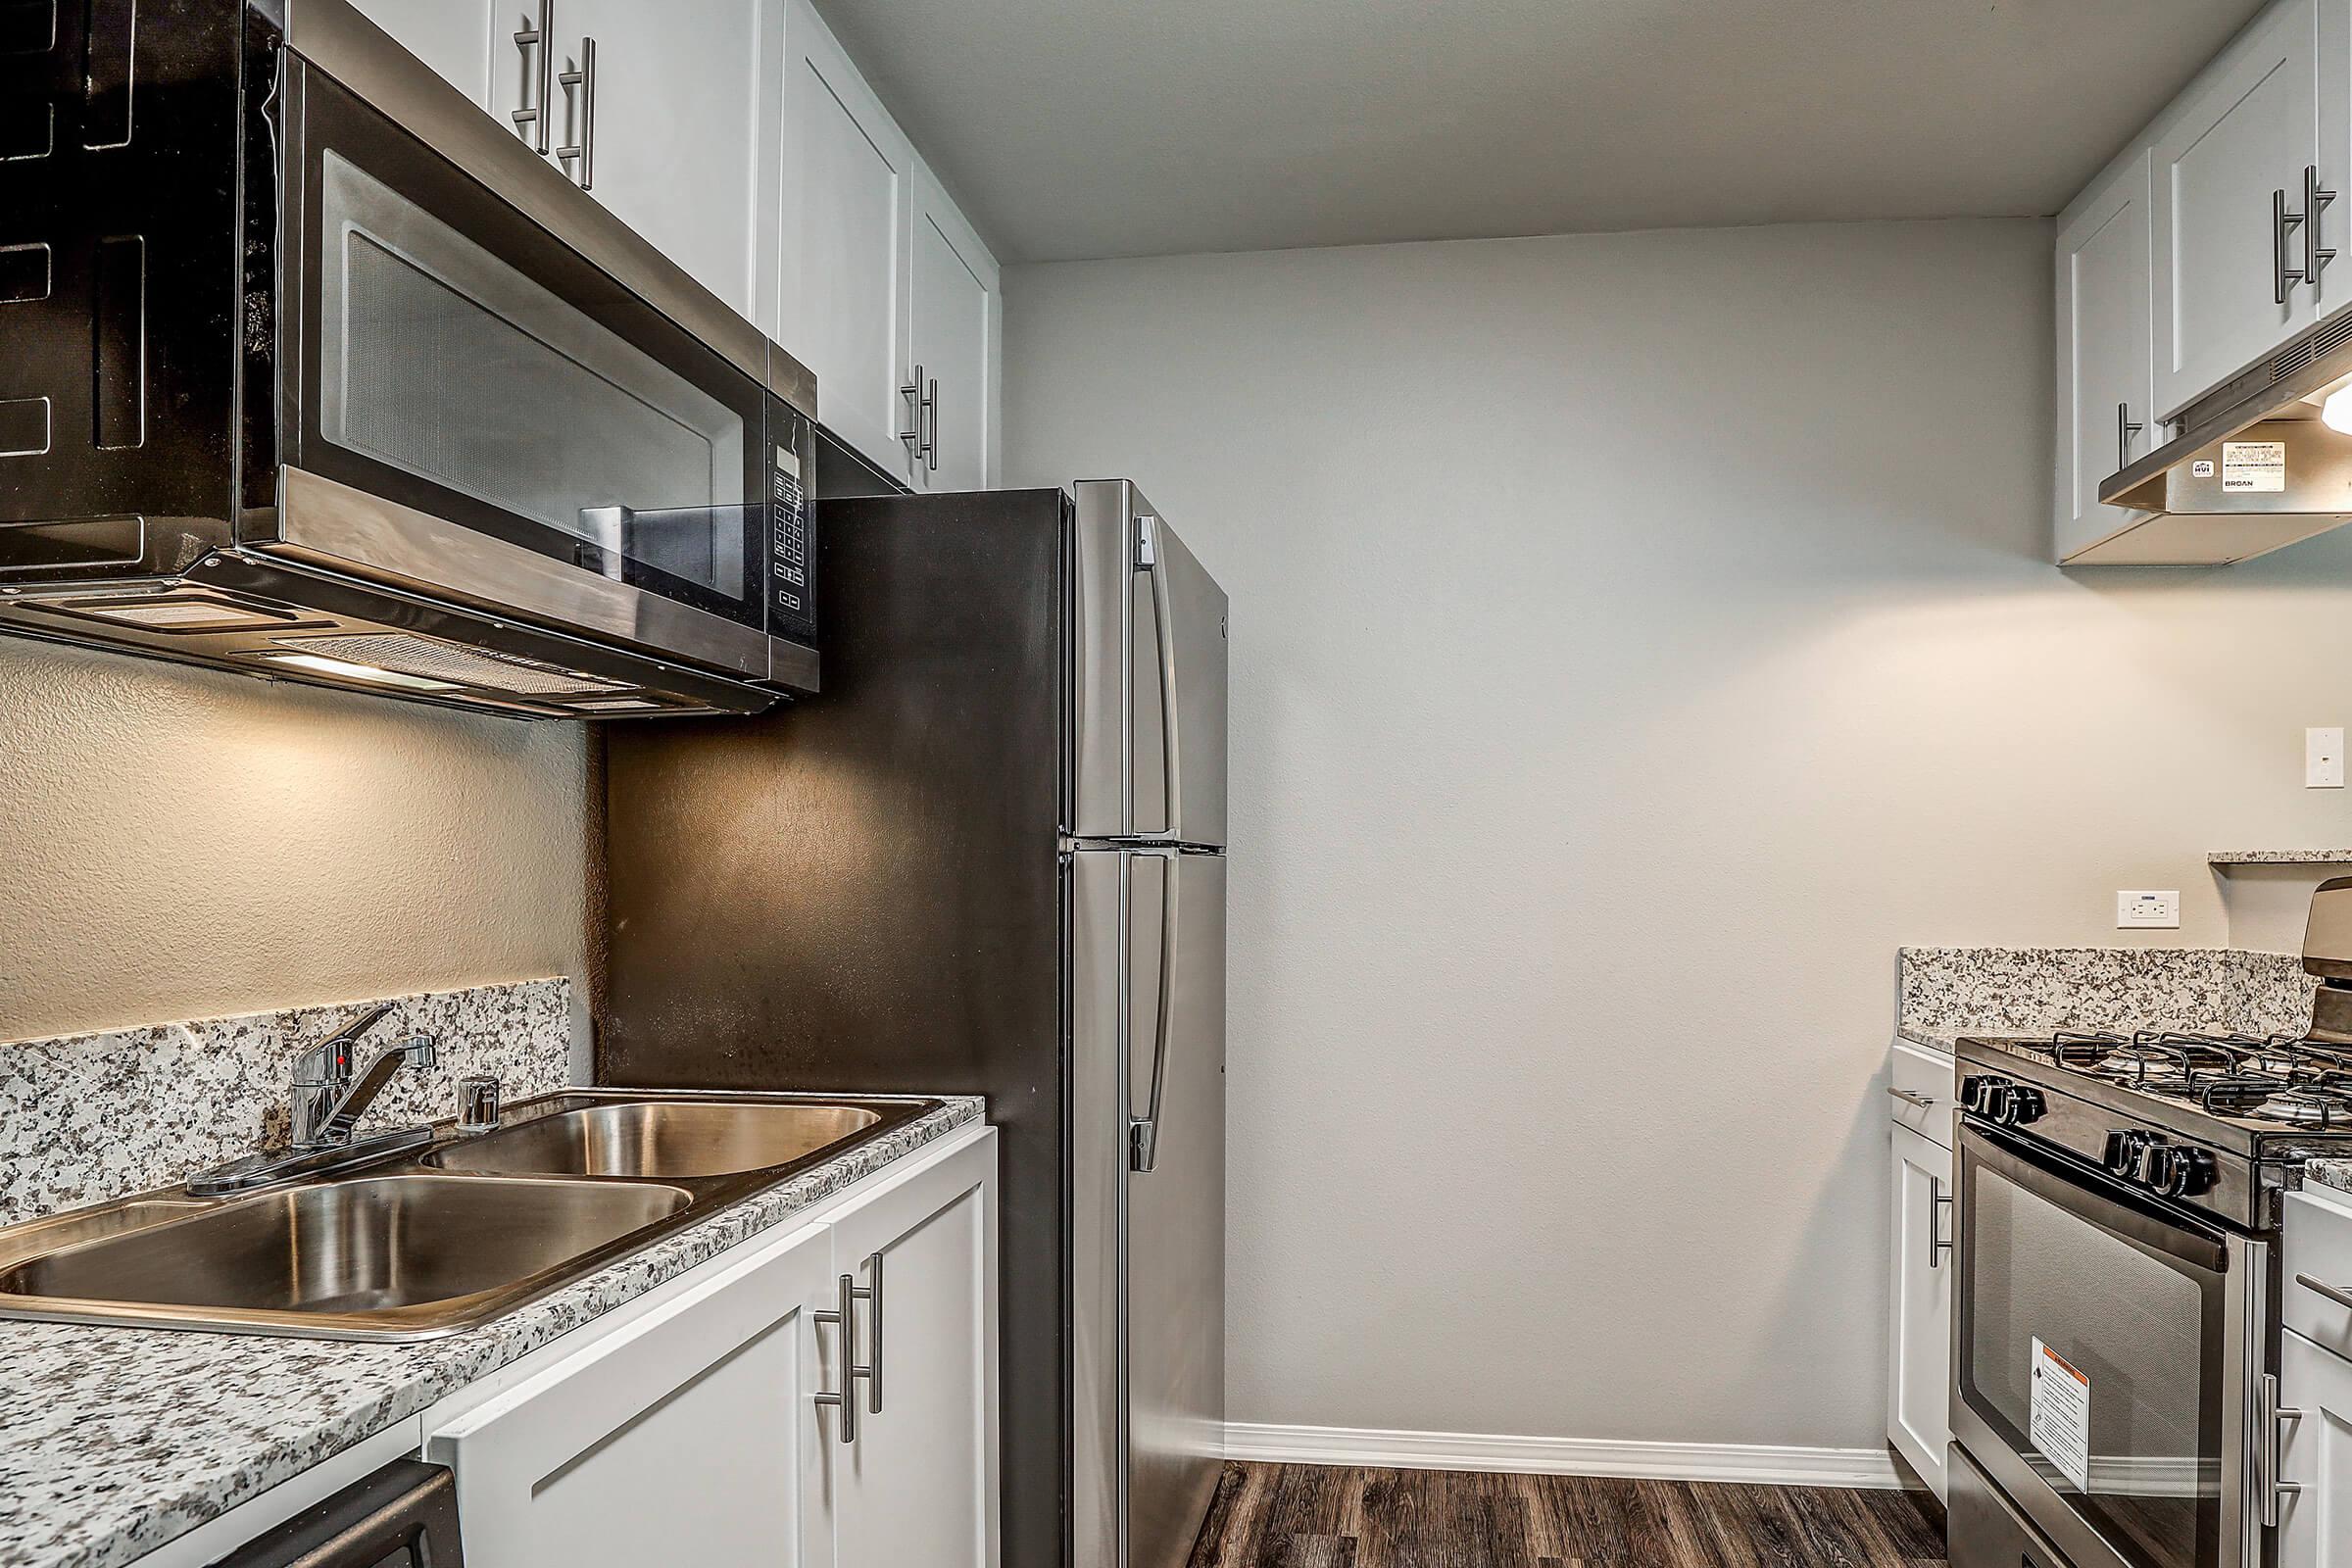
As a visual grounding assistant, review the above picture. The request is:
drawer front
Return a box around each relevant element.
[2285,1186,2352,1354]
[1889,1039,1956,1149]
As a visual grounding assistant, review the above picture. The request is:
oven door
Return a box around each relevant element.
[258,54,777,679]
[1953,1121,2267,1568]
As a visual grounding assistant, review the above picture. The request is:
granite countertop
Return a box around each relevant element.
[2209,851,2352,865]
[1894,947,2317,1057]
[0,1095,984,1568]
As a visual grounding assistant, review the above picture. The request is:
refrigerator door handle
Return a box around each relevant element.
[1129,850,1180,1172]
[1139,515,1182,839]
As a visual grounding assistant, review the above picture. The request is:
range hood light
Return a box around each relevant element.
[2324,386,2352,435]
[256,651,462,693]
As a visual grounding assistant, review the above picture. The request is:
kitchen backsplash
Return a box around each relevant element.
[1897,947,2317,1051]
[0,978,574,1225]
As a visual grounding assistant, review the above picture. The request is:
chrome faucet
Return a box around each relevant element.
[187,1004,442,1196]
[289,1004,440,1148]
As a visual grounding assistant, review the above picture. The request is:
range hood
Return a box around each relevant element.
[2081,313,2352,564]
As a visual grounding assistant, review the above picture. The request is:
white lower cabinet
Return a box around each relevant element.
[2280,1329,2352,1568]
[1887,1117,1954,1498]
[426,1126,999,1568]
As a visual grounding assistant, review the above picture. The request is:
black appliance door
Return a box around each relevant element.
[273,59,770,636]
[1954,1121,2260,1568]
[208,1458,462,1566]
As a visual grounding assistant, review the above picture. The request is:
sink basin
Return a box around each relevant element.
[427,1101,884,1179]
[0,1090,938,1340]
[0,1175,688,1333]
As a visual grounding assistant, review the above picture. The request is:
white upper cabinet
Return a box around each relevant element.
[2054,151,2156,562]
[907,162,1002,492]
[485,0,784,323]
[776,0,917,483]
[353,0,493,102]
[2151,0,2326,416]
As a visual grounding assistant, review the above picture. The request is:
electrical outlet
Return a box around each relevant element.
[2118,890,2180,929]
[2311,727,2345,789]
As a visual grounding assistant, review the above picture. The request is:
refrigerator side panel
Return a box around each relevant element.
[1069,849,1126,1568]
[1135,514,1229,850]
[1125,849,1228,1568]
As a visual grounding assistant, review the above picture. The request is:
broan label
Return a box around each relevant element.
[2222,441,2287,492]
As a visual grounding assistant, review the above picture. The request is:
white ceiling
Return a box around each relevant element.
[810,0,2269,264]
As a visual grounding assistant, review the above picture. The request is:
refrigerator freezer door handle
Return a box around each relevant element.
[1129,851,1180,1173]
[1141,516,1182,839]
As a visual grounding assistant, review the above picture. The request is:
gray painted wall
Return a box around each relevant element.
[0,640,587,1043]
[1004,218,2352,1451]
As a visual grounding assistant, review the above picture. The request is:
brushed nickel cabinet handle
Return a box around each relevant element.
[812,1271,873,1444]
[900,365,924,452]
[923,376,940,471]
[555,37,597,192]
[863,1250,884,1414]
[2308,165,2337,288]
[2257,1371,2304,1527]
[1928,1182,1953,1271]
[2297,1270,2352,1313]
[510,0,553,153]
[2278,187,2308,304]
[1886,1086,1937,1110]
[2117,403,2143,471]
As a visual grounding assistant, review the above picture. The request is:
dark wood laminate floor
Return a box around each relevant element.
[1185,1462,1949,1568]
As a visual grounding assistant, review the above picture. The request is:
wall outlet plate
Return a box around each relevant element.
[2310,727,2344,789]
[2118,890,2180,929]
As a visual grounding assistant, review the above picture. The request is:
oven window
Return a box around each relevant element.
[1959,1132,2229,1568]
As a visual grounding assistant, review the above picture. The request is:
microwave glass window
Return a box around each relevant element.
[316,153,748,597]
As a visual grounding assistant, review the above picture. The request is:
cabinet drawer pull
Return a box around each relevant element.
[899,366,923,451]
[863,1250,884,1414]
[2308,165,2338,288]
[2278,186,2309,304]
[511,0,554,154]
[1886,1086,1937,1110]
[555,36,597,192]
[2296,1270,2352,1313]
[812,1270,875,1444]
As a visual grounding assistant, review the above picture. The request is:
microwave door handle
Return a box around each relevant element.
[1129,853,1179,1173]
[1139,517,1181,838]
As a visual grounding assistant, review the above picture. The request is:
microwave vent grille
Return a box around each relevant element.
[271,633,630,697]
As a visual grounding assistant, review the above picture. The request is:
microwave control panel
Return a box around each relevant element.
[767,433,814,644]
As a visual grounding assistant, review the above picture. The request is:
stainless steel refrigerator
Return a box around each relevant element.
[596,477,1228,1568]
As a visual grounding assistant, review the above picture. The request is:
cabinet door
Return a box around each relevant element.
[777,0,916,483]
[2152,0,2323,416]
[2279,1330,2352,1568]
[2055,151,2157,563]
[354,0,492,102]
[429,1220,838,1568]
[1887,1122,1954,1499]
[487,0,783,323]
[824,1129,1000,1568]
[908,162,1001,493]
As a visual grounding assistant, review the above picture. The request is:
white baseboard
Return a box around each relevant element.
[1222,1421,1908,1491]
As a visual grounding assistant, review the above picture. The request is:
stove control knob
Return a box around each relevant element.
[1999,1086,2047,1127]
[1962,1075,2013,1116]
[2151,1146,2219,1199]
[2104,1129,2153,1177]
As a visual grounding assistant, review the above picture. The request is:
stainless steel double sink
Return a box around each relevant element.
[0,1091,939,1341]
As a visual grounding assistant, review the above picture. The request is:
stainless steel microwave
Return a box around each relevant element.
[0,0,817,717]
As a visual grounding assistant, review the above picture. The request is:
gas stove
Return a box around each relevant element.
[1956,1007,2352,1232]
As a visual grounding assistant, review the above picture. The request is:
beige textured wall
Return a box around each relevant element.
[1005,218,2352,1451]
[0,639,588,1042]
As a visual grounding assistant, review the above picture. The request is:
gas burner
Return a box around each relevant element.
[2261,1085,2352,1130]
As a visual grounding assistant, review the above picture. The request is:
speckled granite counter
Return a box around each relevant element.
[1896,946,2315,1054]
[0,1095,983,1568]
[2306,1160,2352,1197]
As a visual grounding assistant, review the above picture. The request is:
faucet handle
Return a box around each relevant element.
[457,1075,502,1133]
